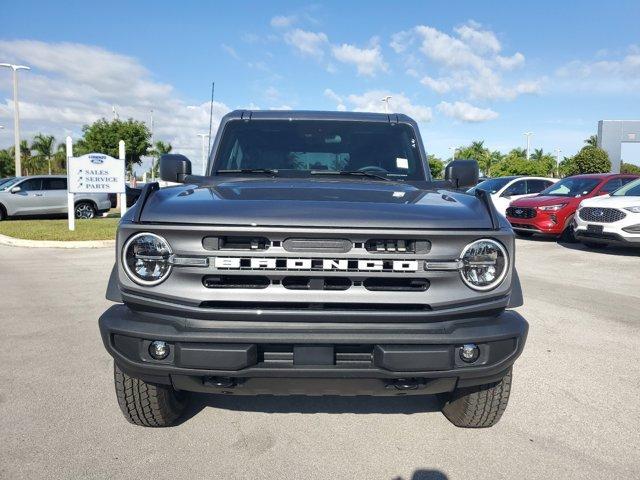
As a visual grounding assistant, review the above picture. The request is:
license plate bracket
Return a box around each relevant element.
[587,224,604,234]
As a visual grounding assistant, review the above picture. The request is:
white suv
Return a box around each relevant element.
[467,176,557,216]
[575,177,640,248]
[0,175,112,220]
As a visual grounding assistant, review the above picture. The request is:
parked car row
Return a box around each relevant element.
[487,173,640,248]
[0,175,112,220]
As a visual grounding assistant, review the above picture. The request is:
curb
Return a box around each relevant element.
[0,233,115,249]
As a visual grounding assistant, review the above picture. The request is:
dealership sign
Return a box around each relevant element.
[68,153,125,194]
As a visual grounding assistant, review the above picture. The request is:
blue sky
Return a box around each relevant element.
[1,0,639,172]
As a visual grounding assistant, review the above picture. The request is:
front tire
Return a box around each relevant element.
[561,225,577,243]
[441,369,512,428]
[114,364,188,427]
[75,201,96,219]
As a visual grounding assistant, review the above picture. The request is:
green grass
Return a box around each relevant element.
[0,217,119,241]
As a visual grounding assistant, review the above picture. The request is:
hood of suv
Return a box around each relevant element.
[139,178,494,229]
[580,194,640,209]
[509,194,583,208]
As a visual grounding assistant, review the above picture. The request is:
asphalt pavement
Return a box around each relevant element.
[0,239,638,479]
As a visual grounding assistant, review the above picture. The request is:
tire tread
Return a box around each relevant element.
[114,364,186,427]
[442,369,512,428]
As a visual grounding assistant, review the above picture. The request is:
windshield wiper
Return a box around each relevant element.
[215,168,279,176]
[310,170,391,182]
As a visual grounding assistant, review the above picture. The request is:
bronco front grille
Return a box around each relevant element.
[506,207,536,219]
[579,207,626,223]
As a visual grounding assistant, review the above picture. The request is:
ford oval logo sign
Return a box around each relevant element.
[515,209,523,215]
[88,155,106,164]
[594,209,604,216]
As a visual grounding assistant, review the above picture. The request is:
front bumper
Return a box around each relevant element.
[507,215,565,236]
[99,305,528,396]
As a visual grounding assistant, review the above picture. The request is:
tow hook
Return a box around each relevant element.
[204,376,237,388]
[386,378,427,390]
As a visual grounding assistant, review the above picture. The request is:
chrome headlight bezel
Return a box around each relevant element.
[122,232,173,286]
[459,238,509,291]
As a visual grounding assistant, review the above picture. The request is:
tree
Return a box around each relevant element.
[148,140,172,179]
[491,148,555,177]
[621,162,640,174]
[426,154,444,178]
[584,135,598,147]
[76,118,151,172]
[0,149,14,177]
[9,141,38,176]
[31,134,56,175]
[563,146,611,175]
[456,140,492,176]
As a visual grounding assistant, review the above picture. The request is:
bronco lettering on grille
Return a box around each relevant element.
[213,257,420,272]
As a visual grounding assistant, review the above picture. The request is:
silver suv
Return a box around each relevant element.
[0,175,112,220]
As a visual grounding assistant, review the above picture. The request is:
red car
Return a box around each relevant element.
[506,173,639,241]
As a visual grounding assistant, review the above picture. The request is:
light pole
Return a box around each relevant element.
[0,63,30,176]
[449,146,456,161]
[523,132,533,160]
[197,133,210,175]
[381,96,392,113]
[555,148,562,178]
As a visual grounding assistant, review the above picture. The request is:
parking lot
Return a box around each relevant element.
[0,239,638,480]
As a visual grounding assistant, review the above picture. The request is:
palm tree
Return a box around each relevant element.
[531,148,544,161]
[31,134,56,175]
[585,135,598,147]
[10,141,36,175]
[148,140,172,179]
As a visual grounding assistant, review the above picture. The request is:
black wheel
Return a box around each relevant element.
[441,369,512,428]
[561,224,577,243]
[74,201,96,219]
[0,205,6,221]
[114,363,188,427]
[583,241,608,249]
[515,231,534,238]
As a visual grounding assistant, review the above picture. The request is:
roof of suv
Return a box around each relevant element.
[566,173,635,179]
[223,109,416,124]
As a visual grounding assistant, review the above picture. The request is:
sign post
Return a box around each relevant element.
[119,140,127,218]
[67,145,126,230]
[66,136,75,231]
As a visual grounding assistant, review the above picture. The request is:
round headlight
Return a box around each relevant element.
[459,239,508,291]
[122,232,172,286]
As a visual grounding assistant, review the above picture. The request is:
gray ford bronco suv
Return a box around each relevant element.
[99,110,528,428]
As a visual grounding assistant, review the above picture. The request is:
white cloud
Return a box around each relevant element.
[436,101,498,122]
[331,42,388,76]
[323,88,347,111]
[284,29,328,58]
[453,21,501,54]
[221,43,240,60]
[344,90,432,122]
[555,46,640,94]
[270,15,297,28]
[495,52,525,70]
[0,40,230,172]
[391,22,539,101]
[420,76,452,94]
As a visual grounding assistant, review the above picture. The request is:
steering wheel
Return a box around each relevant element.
[357,166,389,174]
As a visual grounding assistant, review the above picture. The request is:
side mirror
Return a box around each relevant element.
[445,159,479,190]
[10,186,21,194]
[501,192,511,199]
[160,154,192,183]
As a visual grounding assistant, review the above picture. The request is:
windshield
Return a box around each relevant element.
[612,178,640,197]
[0,177,21,190]
[467,177,512,195]
[212,120,426,181]
[538,177,601,197]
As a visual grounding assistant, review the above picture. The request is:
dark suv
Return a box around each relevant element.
[99,110,528,428]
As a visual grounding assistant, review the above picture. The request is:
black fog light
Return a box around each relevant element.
[459,343,480,363]
[149,341,170,360]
